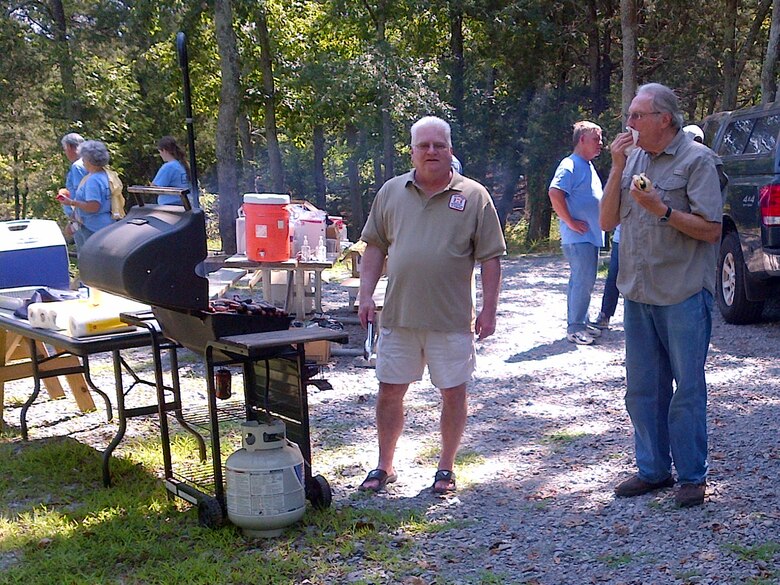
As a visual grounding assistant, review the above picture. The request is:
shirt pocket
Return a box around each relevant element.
[655,174,690,213]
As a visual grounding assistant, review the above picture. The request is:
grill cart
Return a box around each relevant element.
[79,188,347,527]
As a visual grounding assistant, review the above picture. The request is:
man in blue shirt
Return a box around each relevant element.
[548,121,605,344]
[59,133,88,223]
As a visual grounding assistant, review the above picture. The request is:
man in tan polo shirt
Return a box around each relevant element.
[357,116,506,494]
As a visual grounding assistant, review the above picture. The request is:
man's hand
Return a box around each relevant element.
[610,131,633,166]
[357,297,376,329]
[475,310,496,340]
[566,218,589,235]
[357,243,386,329]
[629,182,667,218]
[476,257,501,341]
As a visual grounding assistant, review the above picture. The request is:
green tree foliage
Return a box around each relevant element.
[0,0,778,246]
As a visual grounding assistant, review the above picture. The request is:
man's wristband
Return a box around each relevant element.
[659,206,672,223]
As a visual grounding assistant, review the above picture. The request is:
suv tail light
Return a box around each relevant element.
[759,184,780,225]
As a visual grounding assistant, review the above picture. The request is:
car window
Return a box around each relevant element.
[744,114,780,155]
[718,118,754,156]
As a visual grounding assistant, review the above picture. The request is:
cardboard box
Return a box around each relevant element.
[305,339,331,365]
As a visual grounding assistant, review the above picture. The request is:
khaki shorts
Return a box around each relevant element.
[375,327,475,389]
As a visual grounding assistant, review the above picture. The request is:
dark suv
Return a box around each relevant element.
[709,103,780,323]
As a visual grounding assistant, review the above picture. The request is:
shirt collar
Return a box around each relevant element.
[656,129,686,158]
[406,169,463,195]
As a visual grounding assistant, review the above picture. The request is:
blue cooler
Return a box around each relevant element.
[0,219,70,290]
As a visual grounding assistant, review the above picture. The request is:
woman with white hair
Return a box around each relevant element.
[57,140,114,252]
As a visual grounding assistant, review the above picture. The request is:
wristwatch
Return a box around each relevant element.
[659,206,672,223]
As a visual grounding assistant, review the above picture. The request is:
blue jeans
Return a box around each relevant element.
[561,243,598,333]
[623,290,712,484]
[600,242,620,318]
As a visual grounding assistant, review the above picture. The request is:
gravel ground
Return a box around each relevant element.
[3,254,780,584]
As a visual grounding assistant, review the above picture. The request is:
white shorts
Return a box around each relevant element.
[375,327,475,389]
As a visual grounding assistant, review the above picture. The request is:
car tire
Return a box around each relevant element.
[717,231,764,324]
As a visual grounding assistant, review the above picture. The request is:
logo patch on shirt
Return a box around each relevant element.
[449,194,466,211]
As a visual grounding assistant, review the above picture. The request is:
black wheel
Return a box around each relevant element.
[306,474,332,509]
[197,496,225,528]
[717,231,764,324]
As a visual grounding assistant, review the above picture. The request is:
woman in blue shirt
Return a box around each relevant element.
[57,140,113,253]
[153,136,193,206]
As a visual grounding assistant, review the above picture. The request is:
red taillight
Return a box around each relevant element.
[759,184,780,225]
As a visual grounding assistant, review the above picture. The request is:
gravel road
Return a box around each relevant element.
[3,254,779,584]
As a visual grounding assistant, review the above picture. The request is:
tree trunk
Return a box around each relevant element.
[373,156,383,193]
[526,195,552,245]
[587,0,601,112]
[13,143,21,220]
[377,16,394,181]
[598,5,614,117]
[49,0,79,122]
[721,0,738,109]
[313,125,327,209]
[256,2,285,193]
[214,0,241,254]
[449,0,465,135]
[735,0,773,106]
[238,113,255,192]
[346,124,364,238]
[762,0,780,103]
[721,0,772,108]
[620,0,637,118]
[496,167,523,228]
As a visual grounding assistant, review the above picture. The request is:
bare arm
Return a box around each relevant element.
[475,256,501,340]
[58,197,100,214]
[600,132,632,232]
[357,243,386,328]
[631,186,721,244]
[548,188,588,235]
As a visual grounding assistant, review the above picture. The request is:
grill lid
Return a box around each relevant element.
[79,203,208,311]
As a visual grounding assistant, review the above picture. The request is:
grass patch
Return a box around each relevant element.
[404,517,473,535]
[472,570,516,584]
[540,429,589,452]
[725,541,780,562]
[598,552,634,568]
[415,442,484,467]
[504,218,560,256]
[0,436,464,584]
[675,569,702,581]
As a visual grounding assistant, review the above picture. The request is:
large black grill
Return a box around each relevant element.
[78,188,291,354]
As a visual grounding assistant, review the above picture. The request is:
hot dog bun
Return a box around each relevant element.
[632,173,652,192]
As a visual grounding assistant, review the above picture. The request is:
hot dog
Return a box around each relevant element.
[632,173,652,192]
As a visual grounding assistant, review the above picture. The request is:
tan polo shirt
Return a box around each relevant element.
[361,170,506,332]
[618,131,723,305]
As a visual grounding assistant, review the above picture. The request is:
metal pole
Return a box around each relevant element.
[176,32,200,208]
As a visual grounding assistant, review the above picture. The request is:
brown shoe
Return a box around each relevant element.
[614,474,675,497]
[675,482,706,508]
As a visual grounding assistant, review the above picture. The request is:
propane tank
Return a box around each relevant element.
[225,418,306,538]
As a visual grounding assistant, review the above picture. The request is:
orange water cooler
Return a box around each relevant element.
[243,194,291,262]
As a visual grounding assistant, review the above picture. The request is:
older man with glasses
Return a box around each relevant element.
[601,83,723,508]
[357,115,506,495]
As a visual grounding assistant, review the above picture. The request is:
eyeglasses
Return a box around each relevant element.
[413,142,449,151]
[627,111,663,121]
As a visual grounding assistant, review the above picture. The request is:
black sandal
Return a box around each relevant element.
[432,469,456,494]
[359,469,397,492]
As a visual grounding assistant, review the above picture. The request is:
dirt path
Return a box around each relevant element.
[3,254,779,584]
